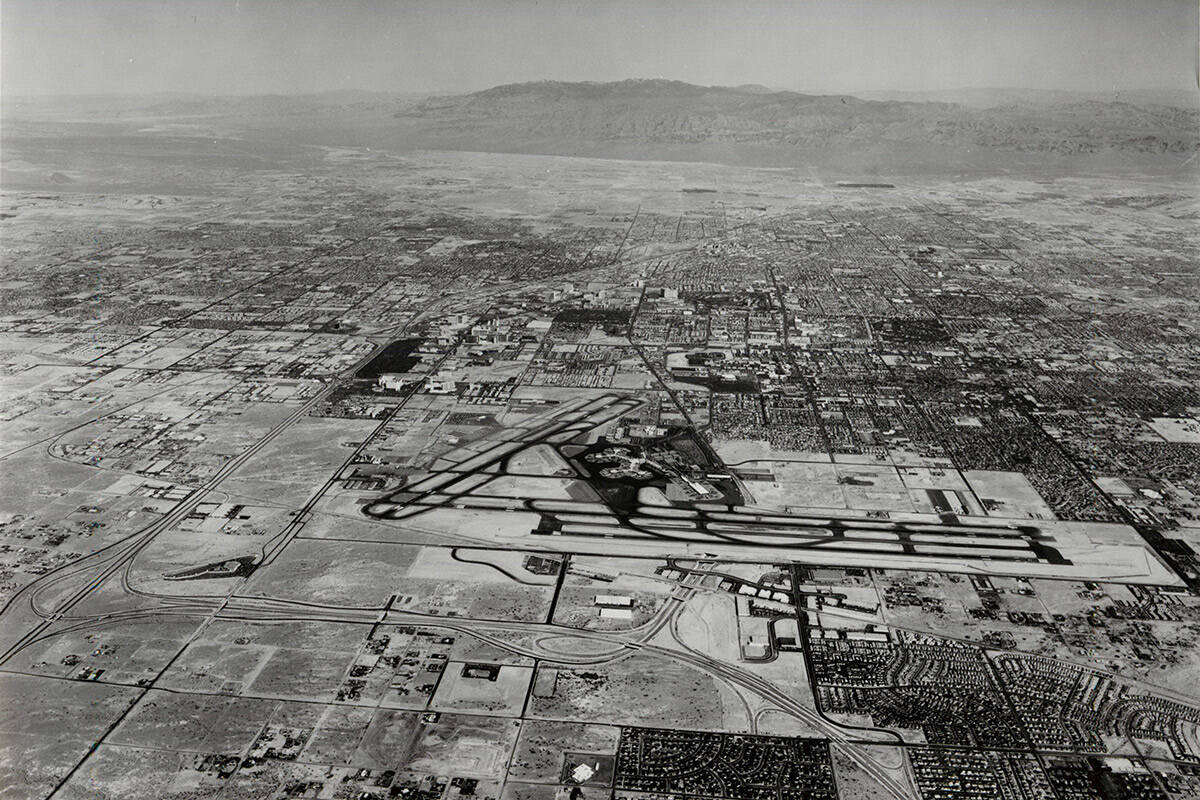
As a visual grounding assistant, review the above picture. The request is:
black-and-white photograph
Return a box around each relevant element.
[1,1,1198,798]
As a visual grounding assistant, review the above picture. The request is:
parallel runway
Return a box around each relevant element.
[362,392,1065,567]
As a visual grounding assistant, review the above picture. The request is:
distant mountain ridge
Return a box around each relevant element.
[398,79,1199,158]
[855,86,1199,109]
[6,80,1196,173]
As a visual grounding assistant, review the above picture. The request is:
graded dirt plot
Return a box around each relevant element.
[390,546,557,621]
[431,662,534,715]
[349,709,422,770]
[552,555,676,630]
[1148,416,1200,443]
[202,618,367,650]
[501,783,561,800]
[402,713,520,779]
[109,691,276,754]
[671,591,741,661]
[241,538,422,606]
[392,576,554,620]
[755,709,828,738]
[965,470,1056,519]
[161,619,367,702]
[300,705,376,765]
[408,545,557,586]
[450,548,561,586]
[713,439,830,467]
[509,720,620,781]
[220,416,380,506]
[897,466,971,493]
[246,645,359,702]
[672,591,811,734]
[830,745,915,800]
[737,459,847,511]
[836,464,915,512]
[528,656,727,730]
[156,639,273,694]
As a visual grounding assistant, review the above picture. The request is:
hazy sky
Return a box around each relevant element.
[3,0,1197,96]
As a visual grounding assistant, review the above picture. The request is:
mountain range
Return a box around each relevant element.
[6,79,1197,173]
[398,79,1198,159]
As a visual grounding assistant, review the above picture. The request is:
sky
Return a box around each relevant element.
[3,0,1197,97]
